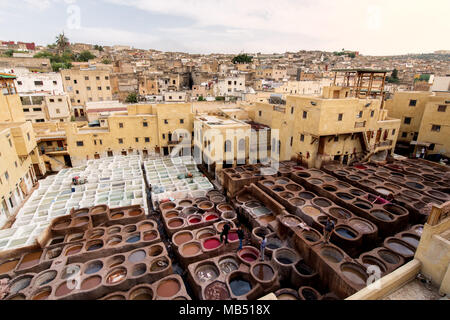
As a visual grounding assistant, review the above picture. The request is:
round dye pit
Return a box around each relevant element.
[217,203,233,212]
[353,201,373,210]
[17,251,42,270]
[0,259,19,274]
[335,227,357,239]
[340,263,368,286]
[336,192,355,201]
[35,270,57,286]
[203,238,221,250]
[196,264,219,282]
[61,265,80,280]
[72,217,89,227]
[302,206,321,218]
[277,293,298,300]
[178,200,193,207]
[385,239,415,256]
[313,198,332,207]
[205,214,219,221]
[181,242,201,256]
[9,276,32,295]
[378,250,401,265]
[160,202,176,211]
[132,264,147,277]
[299,192,315,200]
[371,210,394,221]
[157,279,181,298]
[106,268,127,284]
[107,255,125,268]
[165,211,179,219]
[32,288,51,300]
[148,245,163,257]
[55,281,74,297]
[107,227,121,234]
[126,234,141,243]
[129,250,146,263]
[81,276,102,291]
[303,230,321,243]
[86,240,103,251]
[204,281,230,300]
[198,201,214,210]
[123,225,137,233]
[168,218,184,228]
[401,234,420,248]
[289,198,305,206]
[65,245,82,256]
[106,236,122,246]
[111,212,124,220]
[228,232,238,241]
[321,246,344,264]
[89,229,105,239]
[361,256,387,273]
[329,207,352,219]
[150,258,169,272]
[85,261,103,274]
[53,219,71,229]
[219,258,239,274]
[295,261,314,275]
[348,219,375,234]
[299,287,320,300]
[130,287,153,300]
[143,231,157,241]
[128,209,143,216]
[252,263,275,281]
[229,277,252,296]
[174,232,193,246]
[239,251,258,262]
[274,248,298,265]
[286,184,302,192]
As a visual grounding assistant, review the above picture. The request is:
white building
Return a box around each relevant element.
[13,70,64,95]
[214,75,246,99]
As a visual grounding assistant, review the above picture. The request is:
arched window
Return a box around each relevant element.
[238,139,245,151]
[224,140,232,152]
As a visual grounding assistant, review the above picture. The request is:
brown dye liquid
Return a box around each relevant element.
[81,276,101,290]
[174,233,193,245]
[143,232,157,241]
[182,243,200,256]
[32,290,51,300]
[198,232,214,240]
[199,203,212,209]
[132,293,153,300]
[259,215,276,224]
[107,269,127,284]
[17,251,42,270]
[341,267,366,285]
[66,245,82,256]
[302,206,321,217]
[168,219,183,228]
[278,293,297,300]
[138,223,153,232]
[111,212,124,219]
[128,209,142,216]
[157,279,180,297]
[54,220,70,229]
[256,265,274,281]
[73,218,88,227]
[55,282,73,297]
[0,259,19,273]
[349,220,372,233]
[165,212,178,219]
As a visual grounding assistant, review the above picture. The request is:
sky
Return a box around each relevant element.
[0,0,449,55]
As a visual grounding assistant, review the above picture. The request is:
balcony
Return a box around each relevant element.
[40,146,68,155]
[354,121,366,128]
[375,139,393,149]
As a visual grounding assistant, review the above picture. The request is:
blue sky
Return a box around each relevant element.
[0,0,448,55]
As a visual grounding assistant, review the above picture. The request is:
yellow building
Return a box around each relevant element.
[385,91,450,158]
[0,73,43,226]
[251,86,400,168]
[65,103,193,166]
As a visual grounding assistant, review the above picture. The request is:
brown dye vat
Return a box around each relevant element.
[289,198,305,206]
[336,192,355,201]
[150,257,169,272]
[360,256,387,273]
[143,231,157,241]
[320,246,344,264]
[111,212,125,220]
[281,215,302,227]
[168,218,184,228]
[128,209,143,216]
[204,281,230,300]
[53,218,71,229]
[313,198,332,208]
[91,206,107,214]
[378,249,401,265]
[280,191,294,199]
[348,218,375,234]
[107,226,121,234]
[107,268,127,284]
[103,294,126,300]
[174,232,194,245]
[17,251,42,270]
[32,288,51,300]
[55,281,73,297]
[86,240,103,251]
[65,245,82,256]
[298,287,320,300]
[323,185,338,192]
[383,204,408,216]
[299,192,315,200]
[148,245,163,257]
[9,276,32,295]
[302,206,321,218]
[217,203,233,212]
[211,195,226,204]
[161,202,176,211]
[371,210,394,222]
[138,222,154,232]
[130,287,154,300]
[350,189,365,197]
[179,200,193,207]
[89,229,105,239]
[0,259,19,273]
[384,239,415,257]
[329,207,352,220]
[340,263,368,286]
[400,234,420,248]
[157,279,181,297]
[181,242,201,256]
[165,211,179,219]
[198,201,214,210]
[286,184,302,192]
[107,236,122,246]
[259,215,276,224]
[277,293,298,300]
[72,216,89,227]
[302,230,321,243]
[74,209,89,217]
[197,230,216,240]
[81,276,102,290]
[107,255,125,268]
[253,263,275,281]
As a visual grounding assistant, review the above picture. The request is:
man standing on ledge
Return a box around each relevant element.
[220,222,231,244]
[323,217,335,244]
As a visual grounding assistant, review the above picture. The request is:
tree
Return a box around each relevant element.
[215,96,225,101]
[55,32,70,54]
[125,93,138,103]
[77,50,95,62]
[348,52,356,59]
[386,69,400,84]
[4,49,14,57]
[101,58,112,64]
[94,45,104,52]
[197,95,205,101]
[232,54,253,64]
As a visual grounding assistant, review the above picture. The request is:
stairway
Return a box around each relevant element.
[42,154,70,171]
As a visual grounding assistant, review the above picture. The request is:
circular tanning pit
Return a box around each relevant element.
[299,192,315,200]
[236,193,254,204]
[107,255,125,269]
[61,265,80,280]
[157,278,181,298]
[296,172,311,178]
[272,186,285,193]
[299,287,320,300]
[280,191,294,199]
[188,214,202,225]
[204,281,230,300]
[216,221,234,233]
[86,240,103,251]
[229,273,253,296]
[378,250,401,265]
[107,226,121,235]
[275,289,299,300]
[204,213,219,222]
[295,260,314,276]
[65,244,82,256]
[217,203,234,212]
[35,270,57,287]
[329,207,352,220]
[72,216,89,227]
[196,229,216,240]
[31,287,52,300]
[262,180,275,187]
[350,189,365,197]
[55,281,74,297]
[405,182,425,190]
[266,237,283,250]
[53,218,71,230]
[198,201,214,211]
[203,237,222,250]
[336,192,355,201]
[348,175,362,181]
[167,217,185,229]
[361,255,387,274]
[143,230,158,241]
[81,276,102,291]
[334,226,358,239]
[106,235,122,246]
[308,178,324,185]
[427,190,447,199]
[73,209,89,217]
[251,263,275,282]
[89,228,105,239]
[196,263,220,283]
[178,199,193,207]
[254,227,271,239]
[400,233,420,248]
[385,239,415,257]
[275,178,289,185]
[111,212,124,220]
[180,241,201,257]
[289,198,305,206]
[231,174,241,179]
[90,205,107,215]
[221,211,237,221]
[302,229,322,243]
[160,202,176,211]
[336,181,351,189]
[128,208,143,217]
[348,218,375,234]
[371,210,394,222]
[164,210,179,219]
[219,257,239,274]
[285,184,302,192]
[125,233,141,243]
[259,215,276,225]
[211,195,226,204]
[103,294,126,300]
[274,248,299,265]
[46,247,62,260]
[9,276,32,295]
[138,221,155,232]
[383,204,408,216]
[313,198,332,208]
[323,185,337,192]
[129,250,146,263]
[84,260,103,274]
[302,206,322,218]
[239,247,259,263]
[148,244,164,257]
[353,201,373,210]
[281,215,303,227]
[150,257,169,272]
[132,264,147,277]
[106,267,127,284]
[66,233,84,242]
[173,231,193,246]
[320,246,344,264]
[130,287,153,300]
[340,263,368,286]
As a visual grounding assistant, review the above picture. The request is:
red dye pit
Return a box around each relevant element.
[241,253,257,262]
[354,165,367,170]
[203,238,221,249]
[189,218,201,224]
[205,215,218,221]
[228,232,238,241]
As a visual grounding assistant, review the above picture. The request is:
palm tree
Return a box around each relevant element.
[55,32,70,54]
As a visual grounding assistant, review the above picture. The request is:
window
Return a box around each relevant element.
[85,76,89,81]
[169,96,172,100]
[33,108,42,112]
[99,140,102,145]
[94,140,97,146]
[179,96,182,99]
[404,117,411,124]
[370,110,374,117]
[392,129,396,135]
[224,140,232,152]
[74,79,78,84]
[409,100,417,107]
[34,81,43,86]
[238,139,245,151]
[75,90,79,94]
[14,161,17,168]
[438,105,447,112]
[290,136,293,146]
[135,137,139,142]
[119,123,123,128]
[17,81,22,85]
[143,122,148,127]
[65,76,70,81]
[106,86,110,90]
[76,141,84,147]
[401,132,407,138]
[334,136,339,142]
[300,134,305,142]
[56,108,60,114]
[58,98,62,102]
[53,81,57,85]
[291,107,294,114]
[258,111,262,117]
[228,81,232,85]
[431,125,441,132]
[118,138,123,144]
[23,108,29,112]
[96,76,100,81]
[27,133,30,141]
[164,119,168,124]
[357,111,363,118]
[162,134,166,139]
[338,113,343,121]
[107,150,113,157]
[105,76,109,80]
[429,143,435,151]
[180,119,184,124]
[87,87,91,91]
[145,137,150,143]
[303,111,307,119]
[98,87,102,90]
[77,100,80,103]
[5,171,9,180]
